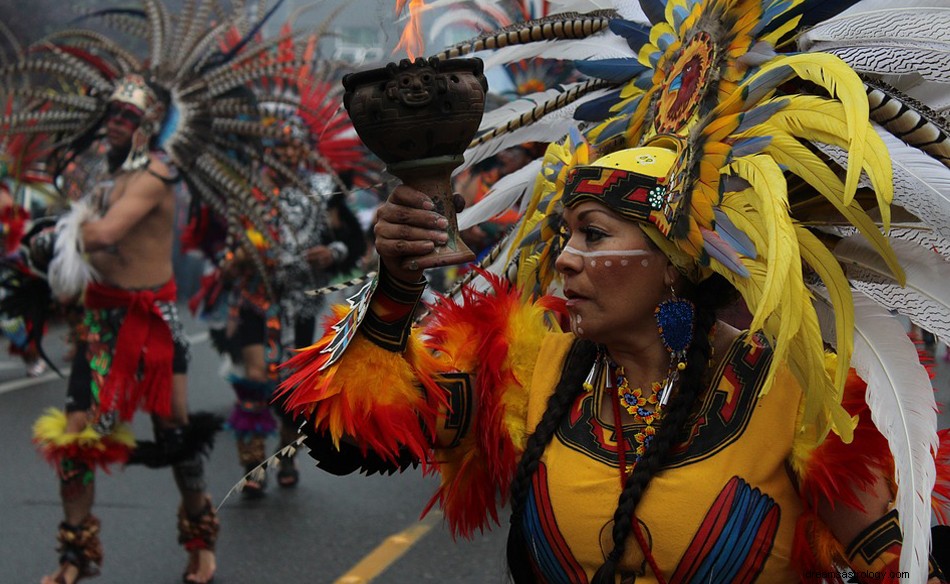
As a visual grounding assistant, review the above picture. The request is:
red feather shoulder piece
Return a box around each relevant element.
[277,305,445,468]
[421,272,565,538]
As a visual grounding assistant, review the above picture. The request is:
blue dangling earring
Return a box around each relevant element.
[654,286,695,406]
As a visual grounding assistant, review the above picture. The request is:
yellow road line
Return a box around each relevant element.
[334,511,443,584]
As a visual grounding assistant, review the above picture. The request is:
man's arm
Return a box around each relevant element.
[81,163,168,251]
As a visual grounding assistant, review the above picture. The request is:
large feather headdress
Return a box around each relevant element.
[0,0,328,257]
[421,0,950,580]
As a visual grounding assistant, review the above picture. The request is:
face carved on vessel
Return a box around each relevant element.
[386,67,444,107]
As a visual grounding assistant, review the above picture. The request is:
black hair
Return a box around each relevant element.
[505,273,737,583]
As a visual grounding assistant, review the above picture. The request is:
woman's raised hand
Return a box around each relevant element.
[373,185,460,283]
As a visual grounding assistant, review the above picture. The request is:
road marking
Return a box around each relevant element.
[334,511,442,584]
[0,331,209,395]
[0,368,72,395]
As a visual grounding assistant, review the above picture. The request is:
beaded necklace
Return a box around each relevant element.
[614,367,664,465]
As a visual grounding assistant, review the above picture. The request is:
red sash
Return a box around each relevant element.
[85,280,177,420]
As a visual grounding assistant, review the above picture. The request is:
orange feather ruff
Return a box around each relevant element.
[276,306,445,468]
[421,272,565,538]
[799,368,893,513]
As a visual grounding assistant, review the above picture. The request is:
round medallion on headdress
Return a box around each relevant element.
[654,32,715,134]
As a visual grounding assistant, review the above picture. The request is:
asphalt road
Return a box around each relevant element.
[0,308,509,584]
[1,307,948,584]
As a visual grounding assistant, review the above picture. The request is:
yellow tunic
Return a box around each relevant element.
[522,332,804,583]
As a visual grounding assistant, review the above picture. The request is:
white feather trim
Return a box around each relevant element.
[48,200,100,299]
[813,286,938,583]
[458,159,542,230]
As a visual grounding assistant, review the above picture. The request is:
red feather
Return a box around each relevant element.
[800,369,893,513]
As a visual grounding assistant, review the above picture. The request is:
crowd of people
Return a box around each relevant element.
[1,1,949,583]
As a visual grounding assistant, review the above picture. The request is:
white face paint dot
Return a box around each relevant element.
[590,260,597,268]
[604,260,612,267]
[577,326,585,335]
[576,314,582,323]
[621,259,629,266]
[641,258,650,267]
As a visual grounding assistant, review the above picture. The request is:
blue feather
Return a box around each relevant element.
[734,99,789,134]
[703,228,750,277]
[157,101,180,150]
[608,19,651,51]
[741,66,792,108]
[656,30,677,53]
[671,5,691,30]
[730,136,772,158]
[638,0,667,25]
[752,0,796,36]
[634,70,655,91]
[714,208,757,258]
[756,0,863,41]
[574,90,624,121]
[588,116,631,147]
[574,58,647,84]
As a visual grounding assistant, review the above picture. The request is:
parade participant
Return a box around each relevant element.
[26,76,218,584]
[222,116,365,495]
[0,2,326,581]
[277,1,950,581]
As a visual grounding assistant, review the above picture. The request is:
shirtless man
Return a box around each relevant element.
[34,75,217,584]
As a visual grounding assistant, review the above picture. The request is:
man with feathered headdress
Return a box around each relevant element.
[0,1,331,581]
[26,72,220,584]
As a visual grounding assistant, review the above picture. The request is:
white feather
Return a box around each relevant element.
[476,31,631,69]
[478,83,590,131]
[876,124,950,239]
[48,200,100,299]
[428,9,498,43]
[458,159,542,230]
[832,224,950,261]
[835,234,950,340]
[460,100,582,170]
[899,79,950,115]
[819,123,950,238]
[813,286,938,583]
[799,8,950,83]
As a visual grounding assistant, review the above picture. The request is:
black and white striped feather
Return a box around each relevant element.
[835,234,950,340]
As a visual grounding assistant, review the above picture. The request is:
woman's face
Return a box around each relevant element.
[555,201,675,345]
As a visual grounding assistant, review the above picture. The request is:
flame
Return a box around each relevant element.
[395,0,426,61]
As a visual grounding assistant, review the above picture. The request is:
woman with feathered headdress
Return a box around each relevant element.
[278,0,950,582]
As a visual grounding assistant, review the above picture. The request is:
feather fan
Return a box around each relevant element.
[812,286,938,583]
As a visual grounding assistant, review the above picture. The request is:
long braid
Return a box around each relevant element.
[506,338,598,583]
[590,281,723,584]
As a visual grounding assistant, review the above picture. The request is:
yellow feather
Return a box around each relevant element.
[729,156,798,333]
[760,95,893,225]
[740,126,903,284]
[795,225,854,399]
[762,15,802,48]
[750,53,869,200]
